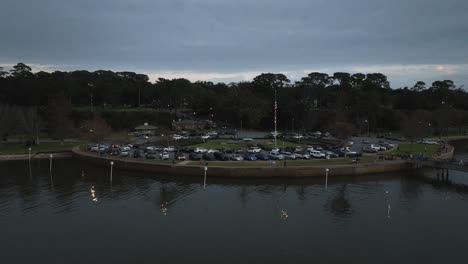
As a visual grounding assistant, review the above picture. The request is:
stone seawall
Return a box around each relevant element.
[72,147,410,178]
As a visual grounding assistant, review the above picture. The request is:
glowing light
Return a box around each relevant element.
[280,210,289,220]
[90,186,98,202]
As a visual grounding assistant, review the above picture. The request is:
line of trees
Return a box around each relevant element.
[1,63,468,141]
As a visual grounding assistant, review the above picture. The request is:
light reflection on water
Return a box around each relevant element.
[1,151,468,263]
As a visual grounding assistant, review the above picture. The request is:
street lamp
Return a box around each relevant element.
[364,120,369,136]
[88,83,94,112]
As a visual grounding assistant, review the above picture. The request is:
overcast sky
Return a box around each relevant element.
[1,0,467,88]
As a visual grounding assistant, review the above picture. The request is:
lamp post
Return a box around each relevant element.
[364,119,369,136]
[325,168,329,189]
[274,88,278,149]
[88,83,94,112]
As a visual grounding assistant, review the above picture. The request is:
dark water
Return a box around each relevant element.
[1,145,468,263]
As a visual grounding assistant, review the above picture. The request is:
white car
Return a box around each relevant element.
[243,138,254,142]
[163,146,175,152]
[368,144,381,151]
[173,135,183,140]
[207,131,218,136]
[306,146,315,152]
[122,146,131,151]
[146,146,158,151]
[230,154,244,161]
[292,134,303,139]
[207,149,218,153]
[160,152,170,160]
[90,146,99,152]
[120,151,129,157]
[194,147,208,153]
[201,135,211,140]
[248,147,262,153]
[309,150,326,159]
[422,140,439,145]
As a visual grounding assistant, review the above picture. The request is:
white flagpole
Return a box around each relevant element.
[274,88,277,149]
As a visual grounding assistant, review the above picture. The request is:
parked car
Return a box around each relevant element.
[380,142,395,149]
[243,154,257,161]
[175,152,186,160]
[323,150,338,158]
[160,152,170,160]
[163,146,175,152]
[120,151,129,157]
[230,154,244,161]
[309,150,326,159]
[280,152,297,160]
[293,153,304,159]
[145,153,156,159]
[362,139,370,144]
[202,153,216,161]
[133,150,142,158]
[214,152,230,161]
[363,146,378,153]
[207,149,218,153]
[268,152,285,160]
[189,152,202,160]
[247,147,262,153]
[194,147,208,153]
[201,135,211,140]
[256,153,270,160]
[373,144,387,151]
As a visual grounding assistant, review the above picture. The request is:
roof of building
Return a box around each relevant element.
[135,124,158,130]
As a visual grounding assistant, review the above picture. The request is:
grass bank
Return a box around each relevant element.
[0,142,82,155]
[189,139,300,150]
[187,156,376,167]
[387,143,438,156]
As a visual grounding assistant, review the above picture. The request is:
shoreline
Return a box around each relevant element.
[0,151,73,161]
[72,147,411,178]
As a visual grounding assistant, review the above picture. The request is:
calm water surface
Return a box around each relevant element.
[1,143,468,263]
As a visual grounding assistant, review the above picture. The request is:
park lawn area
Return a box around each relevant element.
[73,106,158,112]
[0,142,82,155]
[388,143,438,156]
[189,139,300,150]
[187,156,376,167]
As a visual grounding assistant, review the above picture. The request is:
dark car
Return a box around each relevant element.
[189,152,202,161]
[256,153,270,160]
[145,153,156,159]
[202,153,216,161]
[214,152,230,161]
[243,153,257,161]
[133,150,142,158]
[323,150,339,158]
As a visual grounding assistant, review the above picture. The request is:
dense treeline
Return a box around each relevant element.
[1,63,468,140]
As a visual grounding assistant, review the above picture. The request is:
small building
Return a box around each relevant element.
[172,119,208,131]
[135,123,158,136]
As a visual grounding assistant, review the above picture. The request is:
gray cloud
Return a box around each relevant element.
[1,0,467,87]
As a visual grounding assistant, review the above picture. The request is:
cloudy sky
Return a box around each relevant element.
[1,0,467,88]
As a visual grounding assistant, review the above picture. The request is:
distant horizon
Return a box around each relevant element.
[1,62,466,89]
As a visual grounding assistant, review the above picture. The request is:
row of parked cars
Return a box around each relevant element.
[87,142,363,162]
[362,142,396,153]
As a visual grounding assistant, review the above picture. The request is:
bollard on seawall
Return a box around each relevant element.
[203,166,208,189]
[325,168,329,189]
[49,154,53,174]
[110,161,114,183]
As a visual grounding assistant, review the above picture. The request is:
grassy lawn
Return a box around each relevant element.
[187,156,376,167]
[0,142,82,155]
[73,106,158,112]
[189,139,301,150]
[387,143,439,156]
